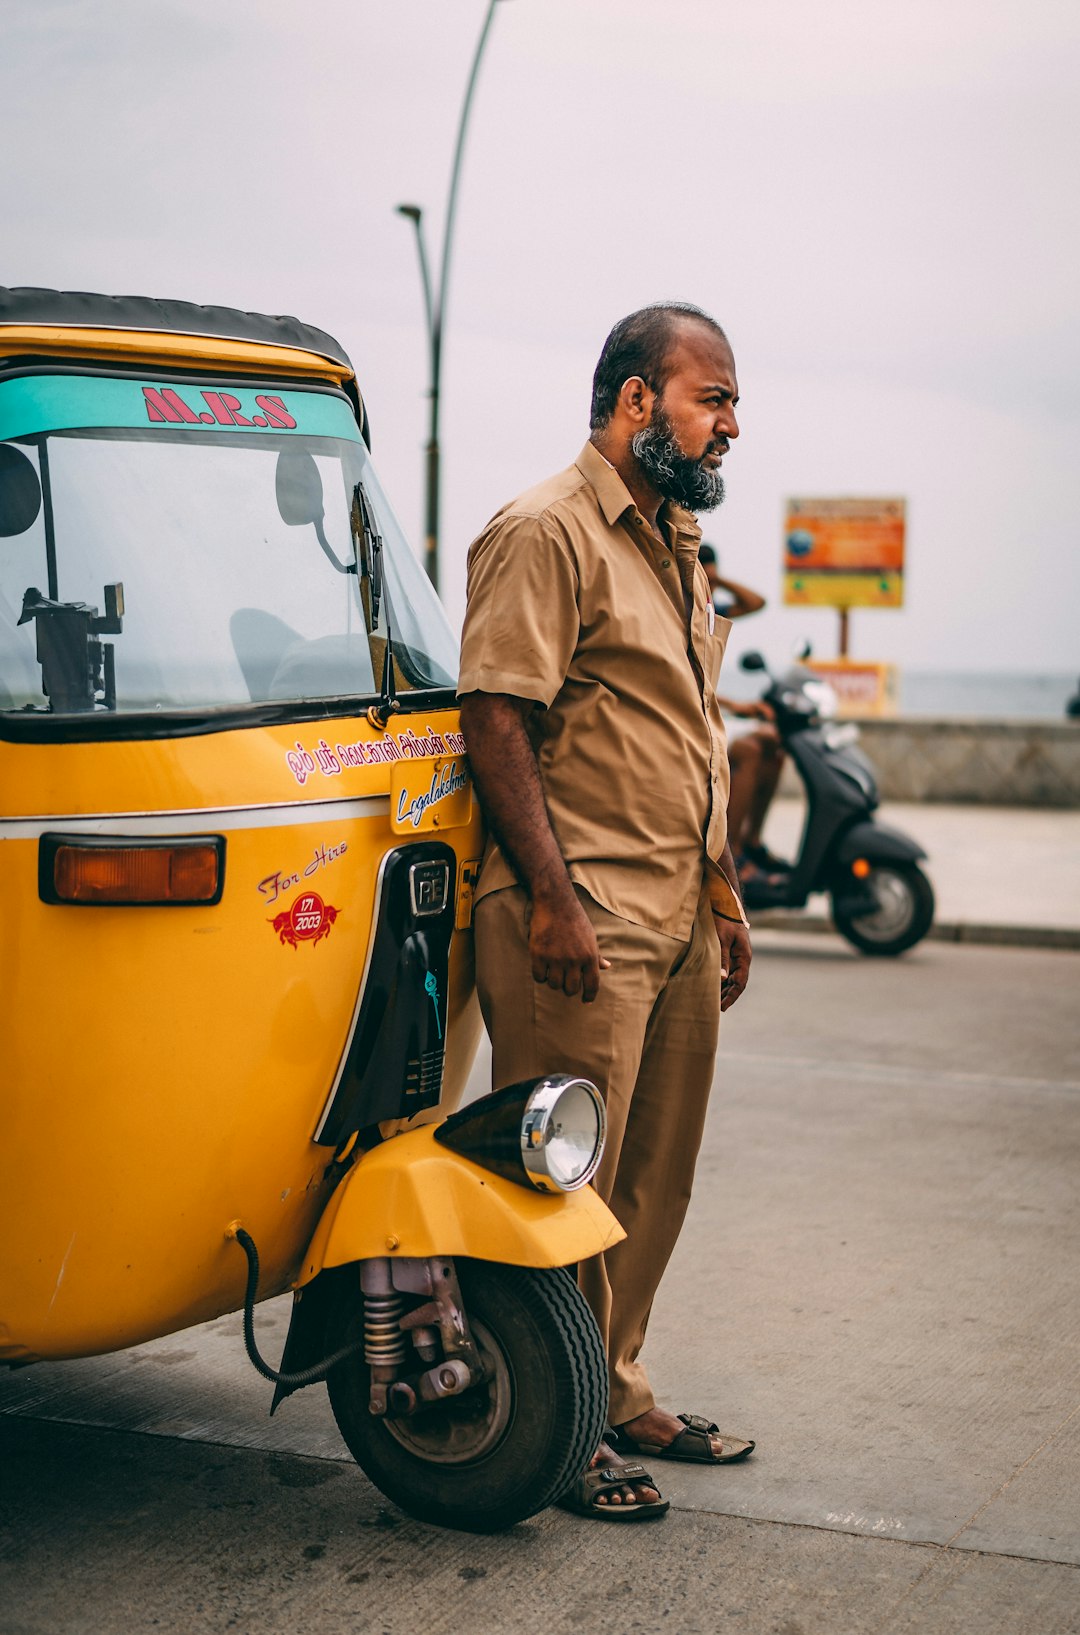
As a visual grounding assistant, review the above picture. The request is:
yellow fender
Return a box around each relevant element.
[296,1125,625,1287]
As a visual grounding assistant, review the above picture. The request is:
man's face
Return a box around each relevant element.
[631,325,740,513]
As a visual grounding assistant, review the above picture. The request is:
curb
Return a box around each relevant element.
[751,913,1080,953]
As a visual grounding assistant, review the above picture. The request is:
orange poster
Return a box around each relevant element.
[784,497,906,608]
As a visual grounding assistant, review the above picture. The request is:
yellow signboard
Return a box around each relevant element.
[784,497,905,608]
[391,756,472,834]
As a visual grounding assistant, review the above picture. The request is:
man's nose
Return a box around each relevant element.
[717,405,739,440]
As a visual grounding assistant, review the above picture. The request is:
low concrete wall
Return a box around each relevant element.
[777,718,1080,808]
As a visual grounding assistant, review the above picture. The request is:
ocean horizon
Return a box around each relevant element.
[898,671,1077,719]
[723,667,1078,720]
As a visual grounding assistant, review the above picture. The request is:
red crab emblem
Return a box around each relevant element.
[270,892,341,948]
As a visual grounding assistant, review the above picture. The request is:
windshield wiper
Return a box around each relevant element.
[352,481,383,629]
[368,620,401,729]
[350,482,398,725]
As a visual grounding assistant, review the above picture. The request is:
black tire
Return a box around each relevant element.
[326,1259,607,1532]
[832,861,935,956]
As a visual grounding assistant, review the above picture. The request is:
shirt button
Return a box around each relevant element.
[661,559,671,569]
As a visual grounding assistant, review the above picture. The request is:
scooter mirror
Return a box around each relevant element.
[740,651,766,672]
[0,445,43,537]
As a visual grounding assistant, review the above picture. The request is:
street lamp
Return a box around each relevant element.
[397,0,505,593]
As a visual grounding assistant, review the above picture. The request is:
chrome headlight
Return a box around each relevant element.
[520,1077,606,1192]
[433,1074,606,1193]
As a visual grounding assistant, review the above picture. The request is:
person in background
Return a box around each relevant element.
[697,543,764,621]
[699,543,789,879]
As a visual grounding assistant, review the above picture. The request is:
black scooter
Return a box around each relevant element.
[737,651,935,955]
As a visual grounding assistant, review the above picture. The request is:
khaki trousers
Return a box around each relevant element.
[473,881,721,1425]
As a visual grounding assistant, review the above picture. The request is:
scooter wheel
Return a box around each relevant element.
[832,861,935,956]
[326,1258,608,1532]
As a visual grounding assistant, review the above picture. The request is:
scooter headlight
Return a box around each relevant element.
[433,1074,605,1193]
[802,679,838,719]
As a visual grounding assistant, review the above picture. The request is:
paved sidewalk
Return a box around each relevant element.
[756,798,1080,948]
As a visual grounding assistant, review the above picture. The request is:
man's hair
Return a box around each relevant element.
[589,302,727,432]
[697,543,718,567]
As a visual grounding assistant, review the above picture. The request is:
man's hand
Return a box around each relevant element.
[732,700,776,723]
[528,890,611,1002]
[715,916,752,1011]
[460,692,612,1004]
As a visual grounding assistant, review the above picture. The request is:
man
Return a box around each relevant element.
[699,543,790,879]
[458,303,754,1520]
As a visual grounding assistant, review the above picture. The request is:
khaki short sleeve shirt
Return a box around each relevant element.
[458,442,744,939]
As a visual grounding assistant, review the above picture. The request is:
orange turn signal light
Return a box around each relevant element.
[851,857,872,879]
[40,835,224,906]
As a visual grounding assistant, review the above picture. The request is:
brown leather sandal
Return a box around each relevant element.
[556,1458,670,1520]
[612,1413,755,1465]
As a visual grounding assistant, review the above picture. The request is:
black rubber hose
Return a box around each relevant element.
[232,1226,364,1386]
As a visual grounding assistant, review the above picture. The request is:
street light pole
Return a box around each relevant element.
[395,203,437,587]
[397,0,504,593]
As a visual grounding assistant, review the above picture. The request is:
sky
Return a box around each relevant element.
[4,0,1079,676]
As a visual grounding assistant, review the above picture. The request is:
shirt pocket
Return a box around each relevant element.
[706,613,732,687]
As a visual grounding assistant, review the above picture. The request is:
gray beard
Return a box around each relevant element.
[631,408,726,513]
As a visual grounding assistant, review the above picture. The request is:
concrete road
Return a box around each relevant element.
[3,937,1079,1634]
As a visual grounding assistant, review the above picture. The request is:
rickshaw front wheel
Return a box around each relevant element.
[326,1259,607,1532]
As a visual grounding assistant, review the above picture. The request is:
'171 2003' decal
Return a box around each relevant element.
[270,892,340,949]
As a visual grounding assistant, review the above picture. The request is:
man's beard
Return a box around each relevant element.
[631,403,726,512]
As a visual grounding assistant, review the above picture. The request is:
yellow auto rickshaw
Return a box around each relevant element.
[0,286,622,1531]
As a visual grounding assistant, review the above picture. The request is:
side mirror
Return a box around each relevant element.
[740,651,766,672]
[275,449,325,528]
[277,449,353,577]
[0,445,43,537]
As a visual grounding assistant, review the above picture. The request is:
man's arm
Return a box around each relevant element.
[714,574,766,619]
[715,693,776,722]
[712,841,752,1013]
[459,691,608,1002]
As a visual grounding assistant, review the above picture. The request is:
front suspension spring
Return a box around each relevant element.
[364,1290,407,1368]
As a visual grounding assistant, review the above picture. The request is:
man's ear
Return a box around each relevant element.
[617,375,655,426]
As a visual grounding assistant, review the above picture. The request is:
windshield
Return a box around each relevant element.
[0,373,458,720]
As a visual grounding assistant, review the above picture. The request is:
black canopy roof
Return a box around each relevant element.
[0,287,353,373]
